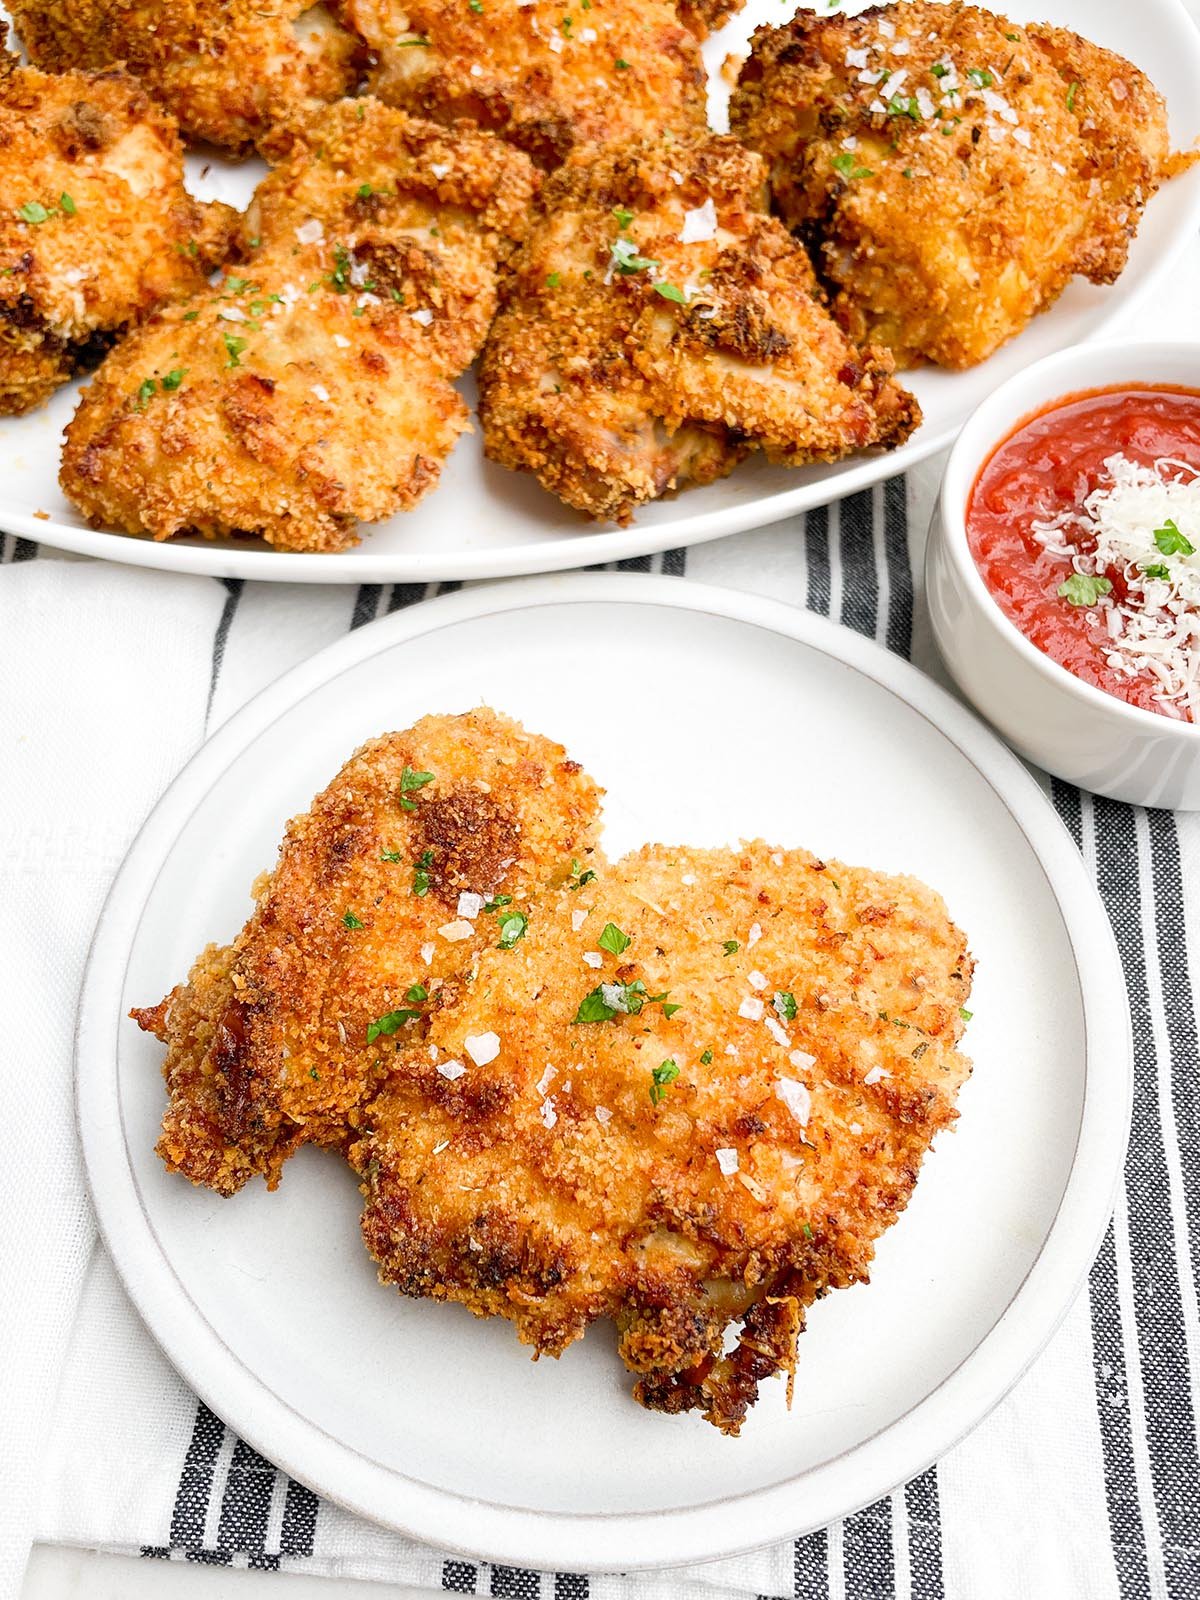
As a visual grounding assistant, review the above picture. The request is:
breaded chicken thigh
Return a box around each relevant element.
[478,135,919,522]
[355,841,973,1432]
[731,2,1182,368]
[340,0,709,168]
[132,710,604,1196]
[0,45,233,416]
[60,100,537,551]
[6,0,362,154]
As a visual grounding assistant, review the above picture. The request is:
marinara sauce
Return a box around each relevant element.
[966,385,1200,719]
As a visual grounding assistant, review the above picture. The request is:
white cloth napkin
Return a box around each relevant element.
[3,245,1200,1600]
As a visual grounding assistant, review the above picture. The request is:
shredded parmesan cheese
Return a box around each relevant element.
[775,1078,812,1127]
[1031,453,1200,718]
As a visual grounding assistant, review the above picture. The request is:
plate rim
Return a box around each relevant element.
[12,0,1200,583]
[75,571,1133,1570]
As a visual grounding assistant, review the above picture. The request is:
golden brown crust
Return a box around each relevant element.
[59,100,538,551]
[0,49,234,416]
[677,0,745,43]
[731,2,1176,369]
[478,135,919,523]
[341,0,708,168]
[355,840,973,1432]
[6,0,363,154]
[133,710,605,1196]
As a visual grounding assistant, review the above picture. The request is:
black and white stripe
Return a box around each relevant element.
[1,532,38,563]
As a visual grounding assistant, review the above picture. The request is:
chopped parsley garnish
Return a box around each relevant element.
[59,192,77,216]
[831,151,874,180]
[1005,30,1020,40]
[343,911,365,929]
[366,1004,421,1042]
[135,378,157,410]
[774,991,798,1022]
[886,94,921,121]
[182,311,200,322]
[722,940,739,956]
[649,1059,680,1105]
[398,766,435,810]
[966,67,994,87]
[1154,519,1195,558]
[498,912,528,949]
[330,244,353,294]
[380,847,403,863]
[574,987,618,1024]
[930,62,948,78]
[222,332,247,368]
[960,1006,973,1021]
[612,206,634,229]
[17,201,51,224]
[598,921,631,956]
[567,859,597,890]
[1066,80,1080,112]
[469,0,483,10]
[610,236,660,275]
[357,183,375,198]
[546,271,562,288]
[662,1001,683,1018]
[412,848,434,896]
[1140,562,1171,581]
[803,1222,814,1240]
[161,367,186,391]
[224,276,254,293]
[484,893,513,911]
[573,981,674,1024]
[654,282,687,303]
[1057,573,1112,608]
[406,983,428,1003]
[614,56,631,69]
[700,1048,713,1065]
[310,1067,320,1080]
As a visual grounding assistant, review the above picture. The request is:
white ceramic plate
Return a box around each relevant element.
[77,574,1131,1570]
[6,0,1200,581]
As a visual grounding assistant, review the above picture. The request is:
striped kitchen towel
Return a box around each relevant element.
[4,452,1199,1599]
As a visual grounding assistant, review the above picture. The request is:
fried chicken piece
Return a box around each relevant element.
[731,2,1182,369]
[60,100,537,551]
[341,0,708,168]
[355,841,973,1432]
[478,135,919,522]
[0,44,233,416]
[131,710,605,1197]
[6,0,362,155]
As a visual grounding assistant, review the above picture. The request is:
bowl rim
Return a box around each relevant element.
[937,337,1200,740]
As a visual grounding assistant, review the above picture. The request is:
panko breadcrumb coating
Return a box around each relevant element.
[340,0,709,168]
[132,710,605,1196]
[478,135,919,523]
[6,0,363,155]
[0,44,233,416]
[59,100,537,552]
[731,2,1184,369]
[355,840,973,1433]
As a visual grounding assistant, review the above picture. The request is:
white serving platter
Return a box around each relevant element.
[76,573,1131,1570]
[3,0,1200,580]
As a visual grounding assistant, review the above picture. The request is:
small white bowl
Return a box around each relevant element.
[926,338,1200,809]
